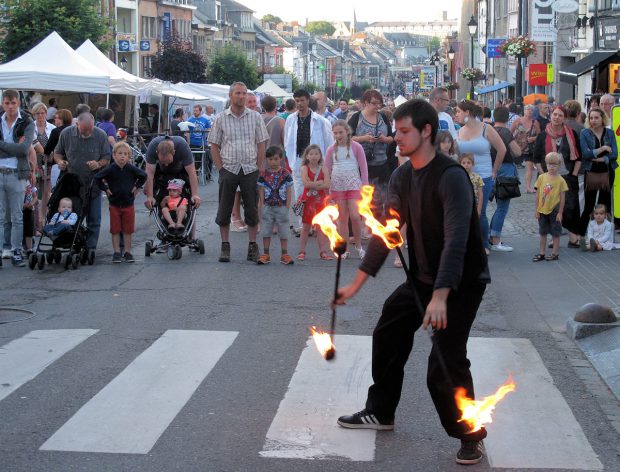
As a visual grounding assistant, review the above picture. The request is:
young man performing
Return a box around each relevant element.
[335,99,491,465]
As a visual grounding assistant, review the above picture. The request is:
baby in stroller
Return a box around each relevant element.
[43,197,78,239]
[161,179,188,230]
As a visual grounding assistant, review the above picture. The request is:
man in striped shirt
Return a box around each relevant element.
[209,82,269,263]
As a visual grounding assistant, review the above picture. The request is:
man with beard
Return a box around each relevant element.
[335,99,490,465]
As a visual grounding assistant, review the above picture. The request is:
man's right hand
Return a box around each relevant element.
[145,197,156,210]
[58,161,68,171]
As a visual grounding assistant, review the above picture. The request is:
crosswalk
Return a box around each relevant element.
[0,329,605,469]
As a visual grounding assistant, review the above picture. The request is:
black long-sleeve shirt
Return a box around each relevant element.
[360,154,489,290]
[94,162,147,208]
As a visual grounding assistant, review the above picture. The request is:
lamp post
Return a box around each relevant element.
[430,51,441,88]
[448,46,455,98]
[468,15,478,99]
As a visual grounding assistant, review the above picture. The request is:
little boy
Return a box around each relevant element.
[94,142,147,263]
[257,146,294,265]
[458,153,483,216]
[44,197,78,238]
[533,152,568,262]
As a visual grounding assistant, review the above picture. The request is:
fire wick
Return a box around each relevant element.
[326,239,347,361]
[395,246,454,389]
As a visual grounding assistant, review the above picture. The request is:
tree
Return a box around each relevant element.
[261,14,283,25]
[428,36,441,54]
[207,45,260,89]
[0,0,111,63]
[305,21,336,36]
[149,32,207,83]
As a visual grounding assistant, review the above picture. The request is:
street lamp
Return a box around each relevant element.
[467,15,478,99]
[119,56,128,71]
[448,46,455,98]
[430,51,441,88]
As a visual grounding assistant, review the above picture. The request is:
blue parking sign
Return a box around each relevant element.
[140,40,150,52]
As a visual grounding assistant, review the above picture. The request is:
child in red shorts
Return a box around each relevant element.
[95,142,147,263]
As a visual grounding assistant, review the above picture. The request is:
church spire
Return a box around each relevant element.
[352,9,357,35]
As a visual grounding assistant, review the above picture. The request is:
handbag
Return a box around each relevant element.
[494,176,521,199]
[585,172,610,191]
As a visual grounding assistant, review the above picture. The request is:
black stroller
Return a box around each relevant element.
[144,174,205,260]
[29,173,95,270]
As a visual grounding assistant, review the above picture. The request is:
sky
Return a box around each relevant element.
[240,0,462,24]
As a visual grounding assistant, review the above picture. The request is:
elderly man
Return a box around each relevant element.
[429,87,457,138]
[0,89,35,267]
[314,91,338,124]
[209,82,269,263]
[600,94,616,126]
[54,112,110,252]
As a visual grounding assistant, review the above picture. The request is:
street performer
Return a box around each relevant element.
[335,99,491,465]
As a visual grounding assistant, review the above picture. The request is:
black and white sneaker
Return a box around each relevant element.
[11,250,25,267]
[337,409,394,430]
[456,440,484,465]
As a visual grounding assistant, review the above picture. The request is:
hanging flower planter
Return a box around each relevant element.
[445,82,460,91]
[461,68,484,81]
[499,36,537,58]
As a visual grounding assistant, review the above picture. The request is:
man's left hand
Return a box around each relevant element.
[86,160,100,171]
[191,195,202,208]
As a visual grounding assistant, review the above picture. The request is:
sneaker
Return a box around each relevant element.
[2,249,11,259]
[280,254,294,265]
[356,247,366,259]
[490,242,513,252]
[579,238,587,252]
[456,440,483,465]
[123,252,135,263]
[112,252,122,263]
[11,250,25,267]
[590,238,597,252]
[247,242,259,262]
[337,409,394,431]
[219,242,231,262]
[257,253,270,265]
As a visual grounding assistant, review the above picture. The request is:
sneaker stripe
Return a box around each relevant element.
[260,335,376,461]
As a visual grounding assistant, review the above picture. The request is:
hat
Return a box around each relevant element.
[167,179,185,190]
[177,121,195,132]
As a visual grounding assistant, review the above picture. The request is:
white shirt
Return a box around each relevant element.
[0,110,21,169]
[283,111,334,170]
[438,111,458,139]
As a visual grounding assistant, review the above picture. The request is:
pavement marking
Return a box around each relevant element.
[40,329,238,454]
[0,329,99,402]
[260,335,375,461]
[468,337,603,470]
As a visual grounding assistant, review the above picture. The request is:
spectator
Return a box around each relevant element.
[149,104,160,134]
[429,87,457,138]
[335,99,350,119]
[97,108,117,151]
[511,104,540,193]
[314,91,337,124]
[46,98,57,122]
[599,94,615,125]
[280,98,296,120]
[564,100,584,135]
[261,95,285,149]
[44,109,72,190]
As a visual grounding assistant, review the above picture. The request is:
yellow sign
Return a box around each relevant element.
[420,71,425,89]
[612,106,620,219]
[547,64,554,84]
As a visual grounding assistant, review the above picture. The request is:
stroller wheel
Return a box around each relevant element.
[46,252,54,264]
[197,239,205,255]
[64,254,72,270]
[88,250,96,265]
[80,249,88,265]
[175,245,183,260]
[145,240,153,257]
[71,256,79,270]
[167,246,176,260]
[28,253,37,270]
[37,254,45,270]
[54,250,62,264]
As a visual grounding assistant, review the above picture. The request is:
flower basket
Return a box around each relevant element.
[461,68,483,81]
[499,36,537,58]
[445,82,460,91]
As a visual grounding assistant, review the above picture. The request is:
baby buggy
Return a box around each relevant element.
[144,175,205,260]
[29,173,94,270]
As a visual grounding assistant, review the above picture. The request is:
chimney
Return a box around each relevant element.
[443,11,447,21]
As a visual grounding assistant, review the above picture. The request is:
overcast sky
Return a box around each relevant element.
[241,0,462,24]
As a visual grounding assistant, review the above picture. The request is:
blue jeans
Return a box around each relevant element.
[480,177,493,249]
[0,173,26,251]
[86,192,102,250]
[490,163,518,239]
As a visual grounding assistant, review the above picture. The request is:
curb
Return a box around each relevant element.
[566,319,620,340]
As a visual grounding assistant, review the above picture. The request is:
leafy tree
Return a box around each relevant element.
[305,21,336,36]
[0,0,111,63]
[291,75,301,92]
[207,45,259,89]
[428,36,441,54]
[302,82,322,94]
[149,31,207,83]
[262,14,283,25]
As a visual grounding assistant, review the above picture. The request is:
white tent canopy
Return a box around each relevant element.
[254,79,292,98]
[0,31,109,93]
[75,40,159,96]
[178,83,229,112]
[393,95,407,107]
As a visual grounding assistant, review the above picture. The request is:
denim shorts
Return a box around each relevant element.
[261,205,289,238]
[538,208,562,237]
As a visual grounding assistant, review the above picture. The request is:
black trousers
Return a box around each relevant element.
[365,280,487,441]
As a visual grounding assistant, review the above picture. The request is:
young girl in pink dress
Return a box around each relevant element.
[324,119,369,259]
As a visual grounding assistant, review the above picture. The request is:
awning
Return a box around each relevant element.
[559,51,619,85]
[475,81,513,95]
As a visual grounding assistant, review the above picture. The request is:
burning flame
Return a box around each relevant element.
[310,326,335,359]
[358,185,403,249]
[455,376,516,432]
[312,204,345,252]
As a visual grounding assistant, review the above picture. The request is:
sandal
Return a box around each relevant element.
[296,251,306,261]
[320,251,334,261]
[231,218,247,232]
[545,254,559,261]
[532,254,545,262]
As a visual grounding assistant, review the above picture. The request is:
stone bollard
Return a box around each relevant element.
[567,303,619,339]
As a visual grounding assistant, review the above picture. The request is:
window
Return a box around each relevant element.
[141,55,153,77]
[141,16,156,39]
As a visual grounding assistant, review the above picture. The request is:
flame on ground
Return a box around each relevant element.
[455,376,516,433]
[358,185,403,249]
[310,326,335,359]
[311,204,345,252]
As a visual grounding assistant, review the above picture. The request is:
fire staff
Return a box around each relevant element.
[335,99,491,465]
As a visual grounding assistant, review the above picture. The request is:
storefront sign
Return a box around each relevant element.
[487,39,507,59]
[599,17,620,50]
[532,0,557,42]
[552,0,578,13]
[528,64,549,85]
[140,40,150,52]
[420,67,435,90]
[163,12,171,39]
